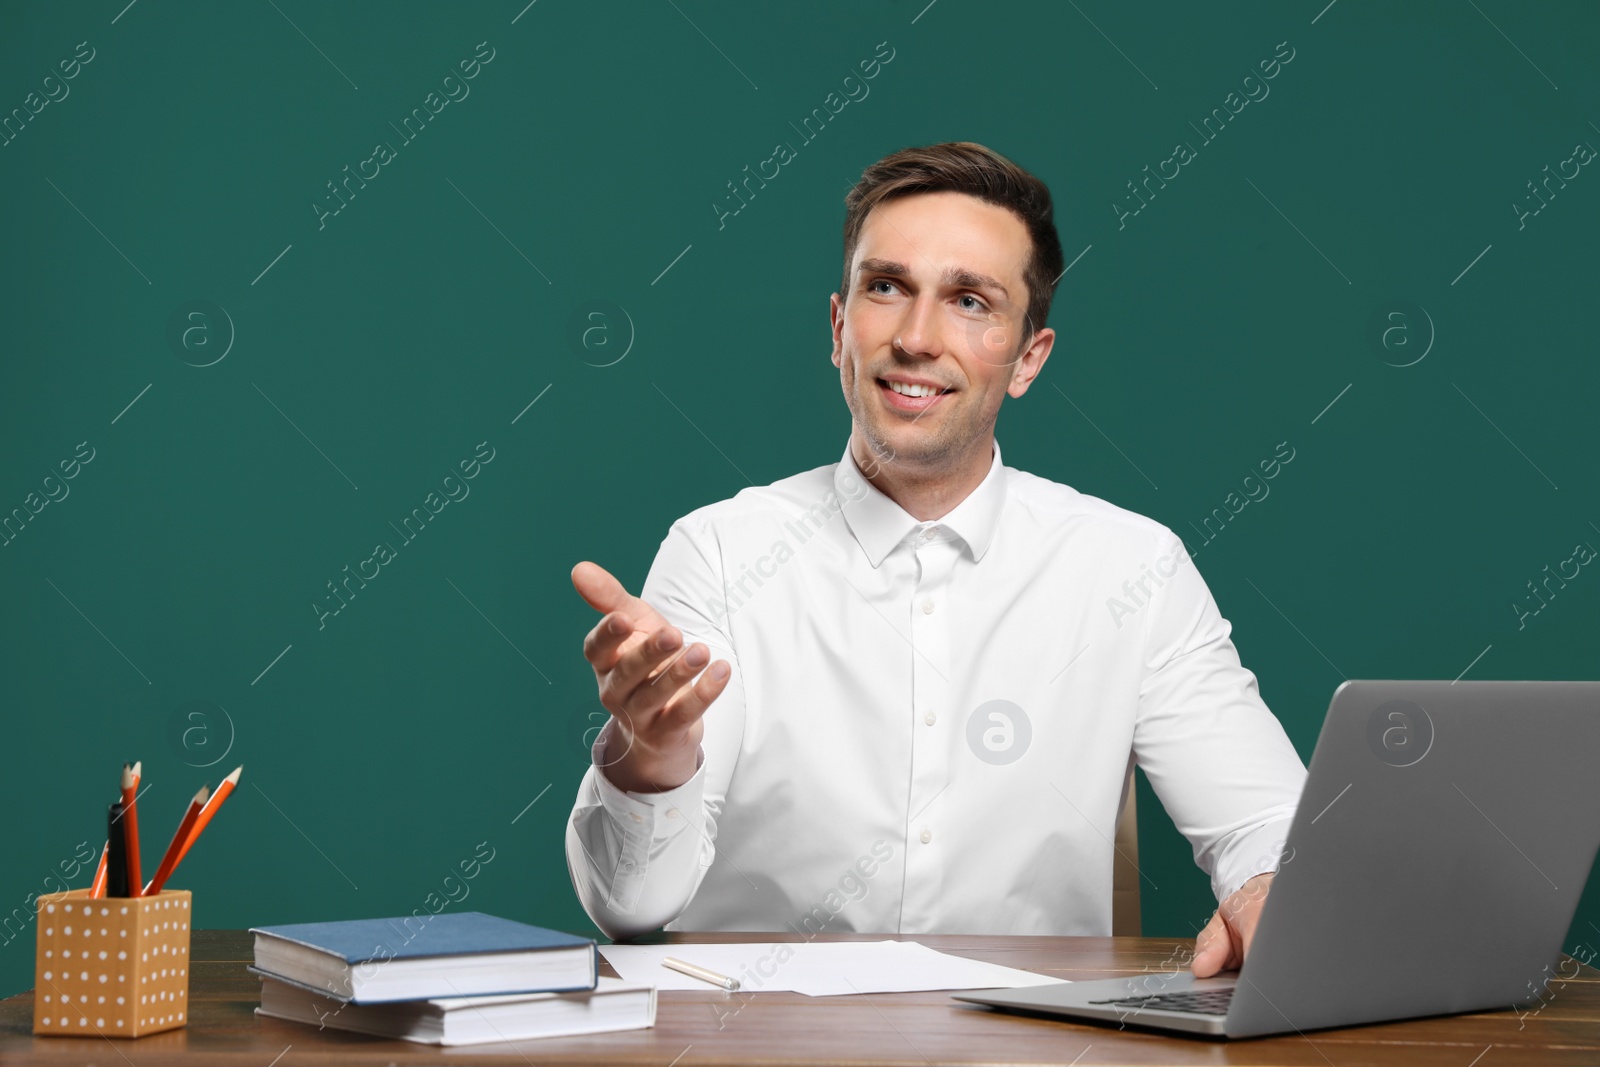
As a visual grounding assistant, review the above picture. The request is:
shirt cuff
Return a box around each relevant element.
[1212,813,1296,903]
[589,717,705,829]
[587,721,707,914]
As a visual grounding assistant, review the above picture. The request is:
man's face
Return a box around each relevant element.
[831,190,1054,472]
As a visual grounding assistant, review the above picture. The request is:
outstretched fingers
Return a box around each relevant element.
[658,658,732,732]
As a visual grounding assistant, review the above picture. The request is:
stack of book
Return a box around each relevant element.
[249,911,654,1046]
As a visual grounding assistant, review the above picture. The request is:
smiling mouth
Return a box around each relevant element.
[876,378,955,415]
[880,378,951,396]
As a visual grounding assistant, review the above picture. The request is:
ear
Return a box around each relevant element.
[830,291,845,369]
[1007,326,1055,398]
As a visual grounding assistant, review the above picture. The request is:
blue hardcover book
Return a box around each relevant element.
[248,912,598,1003]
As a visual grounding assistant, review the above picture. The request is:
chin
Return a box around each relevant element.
[878,427,956,463]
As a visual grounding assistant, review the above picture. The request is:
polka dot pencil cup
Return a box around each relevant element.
[32,888,193,1037]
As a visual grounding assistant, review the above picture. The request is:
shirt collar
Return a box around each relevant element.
[836,436,1007,568]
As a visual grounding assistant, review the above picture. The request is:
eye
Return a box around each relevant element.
[957,293,989,312]
[867,278,899,295]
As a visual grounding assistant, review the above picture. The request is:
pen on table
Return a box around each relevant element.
[119,762,142,896]
[144,784,209,895]
[662,956,740,991]
[172,765,241,868]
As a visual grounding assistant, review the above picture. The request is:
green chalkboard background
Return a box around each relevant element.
[3,0,1597,999]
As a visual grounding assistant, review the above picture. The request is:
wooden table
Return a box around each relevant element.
[3,930,1598,1065]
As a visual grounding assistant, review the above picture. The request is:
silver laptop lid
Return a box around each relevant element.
[1226,679,1600,1037]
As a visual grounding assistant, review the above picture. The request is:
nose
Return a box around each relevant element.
[894,292,943,360]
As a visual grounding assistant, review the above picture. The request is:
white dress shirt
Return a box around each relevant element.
[566,437,1307,941]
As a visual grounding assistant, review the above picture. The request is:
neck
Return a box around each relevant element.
[850,429,994,522]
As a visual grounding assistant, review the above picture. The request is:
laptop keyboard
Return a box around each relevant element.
[1087,987,1234,1016]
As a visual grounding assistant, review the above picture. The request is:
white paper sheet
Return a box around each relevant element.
[598,940,1068,997]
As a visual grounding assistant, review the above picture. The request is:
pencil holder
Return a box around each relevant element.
[32,888,193,1038]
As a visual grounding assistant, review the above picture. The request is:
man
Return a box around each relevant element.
[567,141,1305,979]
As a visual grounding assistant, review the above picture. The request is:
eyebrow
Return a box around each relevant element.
[857,257,1011,302]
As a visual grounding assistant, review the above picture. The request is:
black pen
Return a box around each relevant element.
[106,800,130,898]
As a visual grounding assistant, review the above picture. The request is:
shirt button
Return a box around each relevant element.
[665,809,680,820]
[924,710,937,726]
[628,812,644,823]
[920,597,935,614]
[920,827,933,845]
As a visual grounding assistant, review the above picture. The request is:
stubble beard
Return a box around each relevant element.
[847,361,973,474]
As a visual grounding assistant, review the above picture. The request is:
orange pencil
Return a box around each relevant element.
[89,840,109,898]
[144,785,209,895]
[173,765,241,869]
[119,763,142,897]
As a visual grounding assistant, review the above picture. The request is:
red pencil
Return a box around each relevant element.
[120,763,142,897]
[173,765,241,868]
[144,785,208,895]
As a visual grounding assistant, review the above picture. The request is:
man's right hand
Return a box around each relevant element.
[572,561,733,794]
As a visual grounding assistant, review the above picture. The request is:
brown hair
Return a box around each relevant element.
[840,141,1064,344]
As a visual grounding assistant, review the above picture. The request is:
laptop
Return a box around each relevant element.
[952,679,1600,1038]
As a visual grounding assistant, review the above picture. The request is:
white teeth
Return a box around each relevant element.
[887,380,942,398]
